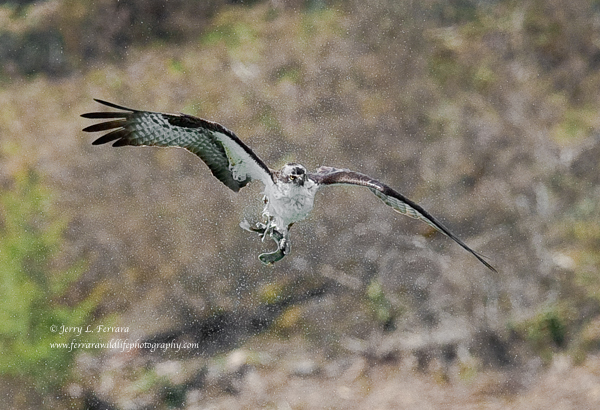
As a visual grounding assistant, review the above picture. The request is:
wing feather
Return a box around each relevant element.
[82,99,273,192]
[91,129,131,145]
[309,166,496,272]
[83,119,128,133]
[81,112,130,119]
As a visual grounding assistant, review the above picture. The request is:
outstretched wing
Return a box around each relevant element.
[82,99,273,192]
[309,166,496,272]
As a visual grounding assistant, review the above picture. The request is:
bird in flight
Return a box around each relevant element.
[82,99,496,271]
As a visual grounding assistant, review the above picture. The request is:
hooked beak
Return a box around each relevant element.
[289,174,305,186]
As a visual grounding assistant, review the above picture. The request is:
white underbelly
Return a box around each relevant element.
[263,182,317,229]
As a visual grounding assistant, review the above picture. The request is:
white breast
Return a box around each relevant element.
[262,179,318,230]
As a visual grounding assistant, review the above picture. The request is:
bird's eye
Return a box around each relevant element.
[289,175,296,180]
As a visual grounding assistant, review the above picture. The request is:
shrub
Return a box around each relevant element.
[0,165,97,392]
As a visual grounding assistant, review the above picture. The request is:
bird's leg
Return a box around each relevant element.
[258,224,293,265]
[240,218,271,240]
[250,222,268,237]
[241,218,292,264]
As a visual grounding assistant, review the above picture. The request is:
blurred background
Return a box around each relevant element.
[1,0,599,408]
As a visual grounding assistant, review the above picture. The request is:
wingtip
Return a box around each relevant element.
[483,260,499,273]
[93,98,110,105]
[91,98,137,112]
[473,253,498,273]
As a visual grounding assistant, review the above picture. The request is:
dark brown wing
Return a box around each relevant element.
[82,99,273,192]
[309,166,496,272]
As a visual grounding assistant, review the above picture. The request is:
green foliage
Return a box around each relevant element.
[0,166,96,392]
[366,279,396,331]
[431,0,480,25]
[162,383,188,408]
[511,304,573,363]
[562,194,600,305]
[522,0,566,64]
[201,20,255,48]
[200,10,262,63]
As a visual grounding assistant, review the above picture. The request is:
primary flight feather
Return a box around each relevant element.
[82,99,496,271]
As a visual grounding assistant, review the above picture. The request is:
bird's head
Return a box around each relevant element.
[279,163,307,186]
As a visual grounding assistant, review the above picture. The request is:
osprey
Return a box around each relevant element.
[82,99,496,271]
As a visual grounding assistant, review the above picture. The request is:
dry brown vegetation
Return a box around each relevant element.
[1,0,600,408]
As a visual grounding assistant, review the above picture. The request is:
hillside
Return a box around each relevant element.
[1,0,600,408]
